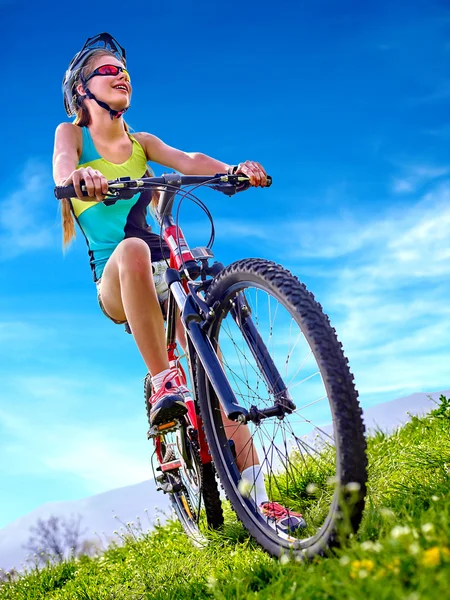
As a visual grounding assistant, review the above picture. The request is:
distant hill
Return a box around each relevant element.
[0,479,172,573]
[1,388,448,572]
[361,388,450,433]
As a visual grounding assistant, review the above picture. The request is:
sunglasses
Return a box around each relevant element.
[85,64,130,83]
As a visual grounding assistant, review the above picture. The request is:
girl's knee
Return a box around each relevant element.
[117,238,152,275]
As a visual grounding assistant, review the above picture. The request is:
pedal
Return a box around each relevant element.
[158,481,182,494]
[147,419,181,439]
[155,473,182,494]
[191,246,214,259]
[161,459,182,472]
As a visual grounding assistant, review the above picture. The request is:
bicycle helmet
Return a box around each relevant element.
[62,32,129,119]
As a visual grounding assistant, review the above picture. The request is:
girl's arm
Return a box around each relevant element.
[134,132,267,187]
[53,123,81,185]
[53,123,108,200]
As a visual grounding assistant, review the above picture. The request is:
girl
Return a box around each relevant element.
[53,33,302,530]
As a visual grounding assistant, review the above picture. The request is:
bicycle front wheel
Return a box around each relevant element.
[196,258,367,559]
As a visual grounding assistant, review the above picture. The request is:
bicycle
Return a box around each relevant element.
[55,173,368,559]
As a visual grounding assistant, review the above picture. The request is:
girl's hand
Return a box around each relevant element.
[234,160,268,187]
[59,167,109,201]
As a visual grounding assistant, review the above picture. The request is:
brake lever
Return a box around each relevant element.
[210,183,238,196]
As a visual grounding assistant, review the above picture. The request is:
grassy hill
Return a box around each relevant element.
[1,396,449,600]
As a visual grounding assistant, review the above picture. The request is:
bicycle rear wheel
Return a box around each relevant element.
[195,258,367,559]
[144,374,223,545]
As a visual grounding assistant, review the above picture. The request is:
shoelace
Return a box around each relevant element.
[260,502,302,519]
[161,368,184,389]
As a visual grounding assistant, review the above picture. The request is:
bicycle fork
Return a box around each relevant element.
[165,269,296,428]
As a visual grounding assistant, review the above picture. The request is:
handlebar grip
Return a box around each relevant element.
[236,174,272,192]
[54,184,89,199]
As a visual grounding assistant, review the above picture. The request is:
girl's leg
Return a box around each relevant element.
[98,238,169,375]
[174,313,259,473]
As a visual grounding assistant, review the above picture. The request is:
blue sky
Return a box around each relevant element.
[1,0,449,528]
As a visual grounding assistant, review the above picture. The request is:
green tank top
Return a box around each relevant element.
[70,126,169,281]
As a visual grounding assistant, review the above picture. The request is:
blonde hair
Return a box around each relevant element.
[61,50,158,248]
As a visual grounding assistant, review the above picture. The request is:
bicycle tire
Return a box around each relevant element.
[195,258,367,559]
[144,374,223,539]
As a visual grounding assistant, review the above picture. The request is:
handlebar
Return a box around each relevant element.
[53,173,272,201]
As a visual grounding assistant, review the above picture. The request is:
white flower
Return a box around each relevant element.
[280,554,290,565]
[359,569,368,579]
[360,540,382,553]
[340,555,350,566]
[431,495,439,502]
[380,508,396,520]
[306,483,318,494]
[391,525,411,539]
[238,478,253,497]
[346,482,361,492]
[421,523,434,534]
[409,543,420,555]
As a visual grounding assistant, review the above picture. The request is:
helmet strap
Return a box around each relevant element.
[82,87,129,120]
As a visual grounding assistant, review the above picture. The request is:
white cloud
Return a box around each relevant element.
[423,124,450,140]
[0,160,58,260]
[391,164,450,194]
[316,182,450,405]
[209,180,450,267]
[0,364,153,494]
[0,383,151,493]
[392,179,415,193]
[205,179,450,407]
[44,429,150,490]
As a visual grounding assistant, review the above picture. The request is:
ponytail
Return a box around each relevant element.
[61,198,76,249]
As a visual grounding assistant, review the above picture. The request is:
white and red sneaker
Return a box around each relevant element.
[259,501,307,534]
[149,368,189,426]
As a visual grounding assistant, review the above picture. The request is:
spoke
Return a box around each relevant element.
[294,394,328,412]
[219,353,271,405]
[288,370,322,391]
[286,348,313,388]
[267,292,272,351]
[290,409,335,443]
[283,418,335,474]
[222,319,255,404]
[220,363,269,405]
[286,318,294,378]
[220,324,271,391]
[268,299,279,360]
[232,429,259,466]
[256,420,308,483]
[252,422,292,506]
[219,336,250,405]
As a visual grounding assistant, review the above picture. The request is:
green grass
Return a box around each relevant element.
[1,396,449,599]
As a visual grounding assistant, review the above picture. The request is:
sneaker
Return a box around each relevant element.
[259,501,307,534]
[149,368,189,426]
